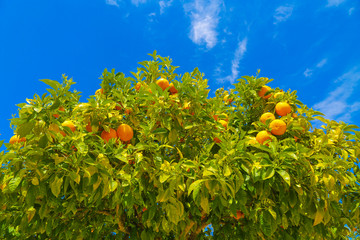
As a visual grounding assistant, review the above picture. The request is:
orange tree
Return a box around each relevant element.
[0,52,359,239]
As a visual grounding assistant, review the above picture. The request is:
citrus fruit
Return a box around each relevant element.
[125,108,133,115]
[101,128,118,143]
[169,83,178,94]
[135,82,141,91]
[260,112,275,124]
[213,115,218,121]
[275,102,292,116]
[117,124,134,142]
[62,120,76,133]
[53,106,65,118]
[269,119,287,135]
[156,78,170,91]
[9,135,26,144]
[233,210,245,220]
[256,131,272,145]
[248,138,257,145]
[258,86,272,99]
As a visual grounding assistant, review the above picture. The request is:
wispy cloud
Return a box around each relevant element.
[326,0,346,7]
[349,7,355,15]
[184,0,223,49]
[131,0,147,6]
[313,68,360,122]
[218,38,248,83]
[159,0,173,14]
[304,58,328,77]
[274,5,293,24]
[106,0,120,7]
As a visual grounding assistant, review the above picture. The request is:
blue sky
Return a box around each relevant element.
[0,0,360,144]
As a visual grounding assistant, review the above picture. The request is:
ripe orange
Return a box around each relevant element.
[223,95,233,104]
[53,106,65,118]
[292,113,298,118]
[169,83,178,94]
[258,86,272,99]
[62,120,76,133]
[115,102,123,110]
[213,115,218,121]
[219,120,228,129]
[275,102,292,116]
[101,128,118,143]
[117,124,134,142]
[233,210,245,220]
[125,108,133,115]
[49,123,66,137]
[260,112,275,124]
[9,135,26,144]
[256,131,272,145]
[156,78,170,91]
[95,88,104,95]
[135,82,141,91]
[269,119,287,135]
[183,102,190,110]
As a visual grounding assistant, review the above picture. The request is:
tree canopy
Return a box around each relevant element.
[1,52,359,239]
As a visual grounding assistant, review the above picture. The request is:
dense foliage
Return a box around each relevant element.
[1,52,359,239]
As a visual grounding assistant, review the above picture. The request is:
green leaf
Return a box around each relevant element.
[277,170,291,186]
[188,180,204,195]
[27,207,36,223]
[201,194,209,213]
[17,121,35,138]
[168,128,178,143]
[313,209,324,226]
[153,128,168,134]
[50,176,63,197]
[157,188,171,202]
[262,167,275,180]
[40,79,61,90]
[31,177,39,186]
[8,177,22,192]
[224,164,232,177]
[160,173,170,183]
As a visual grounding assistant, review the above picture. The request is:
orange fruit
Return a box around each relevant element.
[213,115,218,121]
[223,95,233,104]
[233,210,245,220]
[256,131,272,145]
[117,124,134,142]
[169,83,178,94]
[260,112,275,124]
[219,120,228,129]
[49,123,66,137]
[292,113,298,118]
[125,108,133,115]
[183,102,190,110]
[101,128,118,143]
[275,102,292,116]
[115,102,123,110]
[135,82,141,91]
[9,135,26,144]
[273,91,284,99]
[156,78,170,91]
[214,137,221,143]
[95,88,104,95]
[53,106,65,118]
[62,120,76,133]
[258,86,272,99]
[269,119,287,135]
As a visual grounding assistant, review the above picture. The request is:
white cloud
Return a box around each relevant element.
[326,0,346,7]
[218,38,248,83]
[159,0,173,14]
[106,0,120,6]
[184,0,223,49]
[304,68,313,77]
[304,58,327,77]
[349,7,355,15]
[131,0,147,6]
[274,5,293,24]
[313,68,360,122]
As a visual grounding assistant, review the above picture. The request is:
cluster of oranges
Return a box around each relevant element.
[254,85,293,145]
